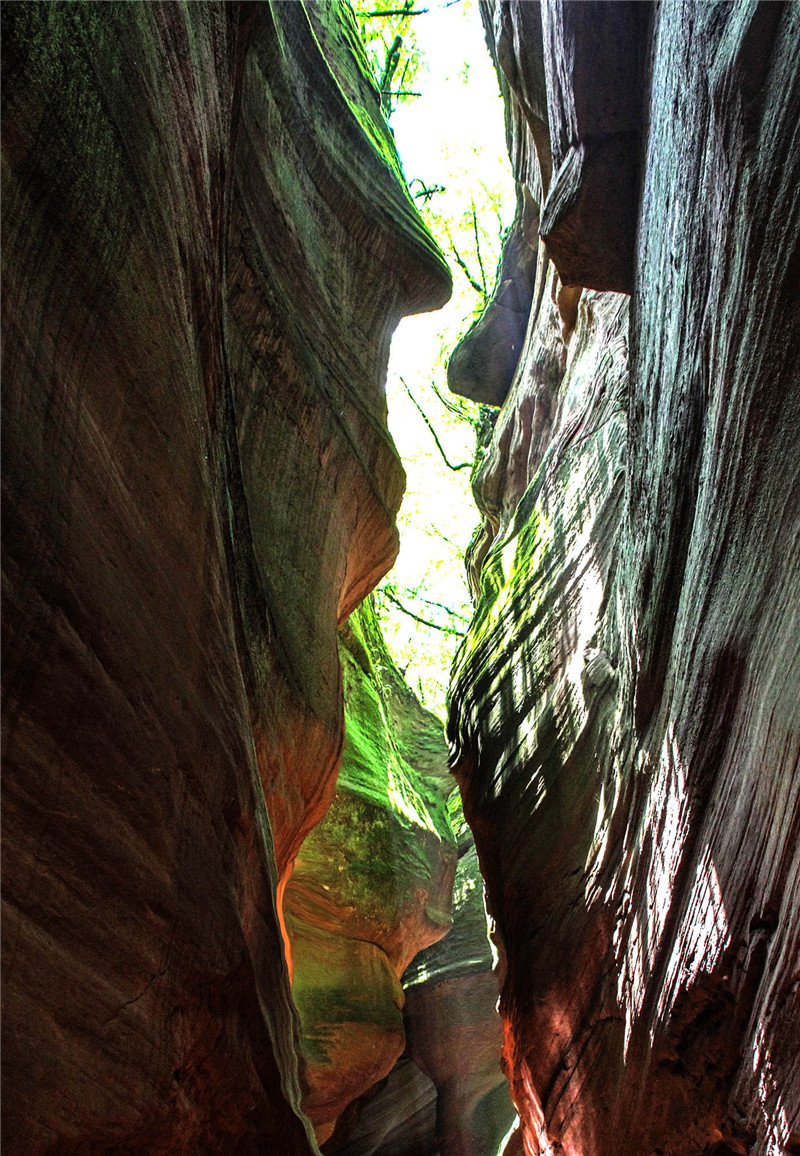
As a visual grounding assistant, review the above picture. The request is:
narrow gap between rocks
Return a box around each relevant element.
[285,3,520,1151]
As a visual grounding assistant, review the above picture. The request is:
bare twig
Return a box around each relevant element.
[420,523,461,549]
[412,592,470,623]
[399,377,472,471]
[363,0,460,12]
[363,7,429,15]
[379,32,402,110]
[409,178,445,202]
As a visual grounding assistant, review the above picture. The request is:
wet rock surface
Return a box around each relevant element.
[1,4,449,1152]
[449,3,800,1154]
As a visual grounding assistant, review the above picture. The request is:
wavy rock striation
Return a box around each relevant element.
[400,797,517,1156]
[449,3,800,1154]
[1,4,449,1152]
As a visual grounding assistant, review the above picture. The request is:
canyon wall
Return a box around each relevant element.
[328,780,516,1156]
[448,2,800,1154]
[284,598,513,1155]
[1,3,451,1152]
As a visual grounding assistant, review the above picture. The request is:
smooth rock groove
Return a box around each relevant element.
[448,3,799,1154]
[1,4,450,1152]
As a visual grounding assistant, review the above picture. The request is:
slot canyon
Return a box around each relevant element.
[1,2,798,1154]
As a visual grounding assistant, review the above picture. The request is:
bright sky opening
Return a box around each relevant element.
[370,0,515,716]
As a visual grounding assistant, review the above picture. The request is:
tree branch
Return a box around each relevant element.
[409,178,445,202]
[471,202,487,297]
[412,592,470,623]
[447,236,486,298]
[363,7,429,15]
[399,377,472,471]
[420,523,461,549]
[379,34,403,114]
[380,589,465,635]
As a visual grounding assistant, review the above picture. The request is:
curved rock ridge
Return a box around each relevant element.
[284,599,457,1146]
[328,1055,440,1156]
[1,4,449,1152]
[479,0,649,294]
[449,3,800,1154]
[400,795,517,1156]
[447,186,540,408]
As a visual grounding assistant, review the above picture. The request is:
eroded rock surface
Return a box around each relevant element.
[401,797,517,1156]
[289,600,513,1155]
[330,803,515,1156]
[449,3,800,1154]
[6,1,799,1152]
[284,600,456,1145]
[447,187,540,408]
[1,4,449,1152]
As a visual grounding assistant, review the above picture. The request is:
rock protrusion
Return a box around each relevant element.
[284,600,457,1144]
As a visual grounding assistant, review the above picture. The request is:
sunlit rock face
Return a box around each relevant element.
[331,799,517,1156]
[284,600,457,1145]
[291,600,514,1155]
[449,3,800,1154]
[1,4,449,1152]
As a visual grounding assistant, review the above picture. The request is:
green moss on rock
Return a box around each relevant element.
[284,597,458,1137]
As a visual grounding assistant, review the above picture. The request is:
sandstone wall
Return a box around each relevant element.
[448,3,800,1154]
[5,2,797,1153]
[287,599,513,1156]
[1,4,449,1152]
[330,789,516,1156]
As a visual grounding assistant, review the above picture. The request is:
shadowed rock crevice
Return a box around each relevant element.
[286,599,514,1153]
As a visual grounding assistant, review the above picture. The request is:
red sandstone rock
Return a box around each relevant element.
[6,1,798,1152]
[284,602,457,1145]
[449,3,800,1153]
[331,814,515,1156]
[1,4,449,1152]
